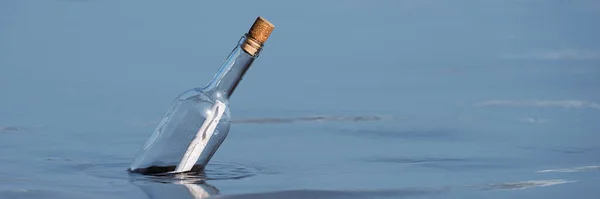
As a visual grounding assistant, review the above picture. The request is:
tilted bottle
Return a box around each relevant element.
[128,17,275,174]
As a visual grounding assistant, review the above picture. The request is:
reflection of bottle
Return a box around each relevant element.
[128,16,275,174]
[134,178,219,199]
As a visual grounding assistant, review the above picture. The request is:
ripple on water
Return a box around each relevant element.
[0,189,84,199]
[334,127,467,141]
[80,161,257,183]
[208,187,449,199]
[361,156,514,171]
[0,126,21,133]
[471,179,576,191]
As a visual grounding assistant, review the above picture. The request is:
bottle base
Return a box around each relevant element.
[128,165,205,175]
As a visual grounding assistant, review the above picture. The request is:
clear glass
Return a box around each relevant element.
[128,35,259,174]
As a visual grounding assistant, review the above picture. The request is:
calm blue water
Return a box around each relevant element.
[1,0,600,198]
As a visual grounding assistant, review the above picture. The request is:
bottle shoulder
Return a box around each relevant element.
[176,88,207,100]
[176,87,229,105]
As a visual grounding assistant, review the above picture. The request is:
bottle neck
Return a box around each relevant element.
[204,35,261,100]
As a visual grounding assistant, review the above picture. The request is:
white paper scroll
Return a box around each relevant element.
[175,100,226,173]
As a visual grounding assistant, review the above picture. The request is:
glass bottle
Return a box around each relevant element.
[128,17,274,175]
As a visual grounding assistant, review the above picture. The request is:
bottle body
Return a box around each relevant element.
[129,36,258,175]
[128,88,231,174]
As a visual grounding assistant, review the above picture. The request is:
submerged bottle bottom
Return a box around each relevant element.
[128,165,205,175]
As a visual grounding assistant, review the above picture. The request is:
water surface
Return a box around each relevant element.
[1,0,599,198]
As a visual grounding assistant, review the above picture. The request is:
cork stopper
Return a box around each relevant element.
[248,17,274,44]
[242,16,274,56]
